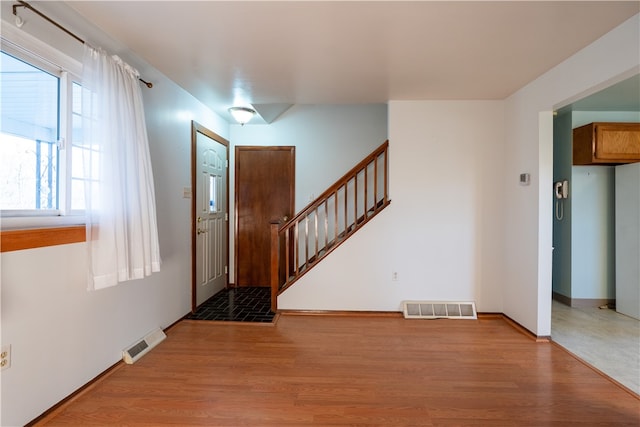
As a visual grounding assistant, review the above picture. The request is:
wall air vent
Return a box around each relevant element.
[402,301,477,320]
[122,328,166,364]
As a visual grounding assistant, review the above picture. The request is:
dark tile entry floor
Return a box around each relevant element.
[186,287,275,323]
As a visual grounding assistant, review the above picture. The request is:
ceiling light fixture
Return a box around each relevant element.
[228,106,256,126]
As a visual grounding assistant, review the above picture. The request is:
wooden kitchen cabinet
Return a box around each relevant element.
[573,122,640,165]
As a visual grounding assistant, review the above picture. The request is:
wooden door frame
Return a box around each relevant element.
[234,146,295,288]
[191,121,230,312]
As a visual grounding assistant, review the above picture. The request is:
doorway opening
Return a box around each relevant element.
[234,146,295,288]
[551,73,640,394]
[190,122,229,312]
[189,145,295,322]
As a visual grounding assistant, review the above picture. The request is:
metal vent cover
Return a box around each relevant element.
[123,328,166,364]
[402,301,477,320]
[126,341,149,359]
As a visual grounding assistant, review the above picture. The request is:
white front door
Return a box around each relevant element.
[193,123,228,308]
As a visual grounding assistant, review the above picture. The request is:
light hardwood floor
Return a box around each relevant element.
[36,315,639,426]
[551,300,640,394]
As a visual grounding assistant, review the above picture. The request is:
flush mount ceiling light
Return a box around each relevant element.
[228,106,256,125]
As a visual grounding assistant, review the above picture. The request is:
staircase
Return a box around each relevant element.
[270,141,390,311]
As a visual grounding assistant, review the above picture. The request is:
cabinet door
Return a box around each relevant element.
[595,123,640,162]
[573,122,640,165]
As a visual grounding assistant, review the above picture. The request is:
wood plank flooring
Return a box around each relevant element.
[36,315,639,426]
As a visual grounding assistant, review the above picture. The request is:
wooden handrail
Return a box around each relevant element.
[271,141,390,310]
[283,141,389,227]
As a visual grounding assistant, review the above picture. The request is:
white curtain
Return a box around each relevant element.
[82,44,160,290]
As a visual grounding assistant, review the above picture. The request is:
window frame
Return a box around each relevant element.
[1,23,85,234]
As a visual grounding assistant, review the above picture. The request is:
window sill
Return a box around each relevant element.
[1,215,85,230]
[0,225,86,253]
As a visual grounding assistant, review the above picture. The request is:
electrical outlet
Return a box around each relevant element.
[392,271,399,281]
[1,345,11,371]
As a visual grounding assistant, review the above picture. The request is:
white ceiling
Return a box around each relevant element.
[63,1,639,123]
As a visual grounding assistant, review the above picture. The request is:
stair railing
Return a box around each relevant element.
[270,140,390,311]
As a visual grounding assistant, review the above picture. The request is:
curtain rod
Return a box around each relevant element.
[12,0,153,88]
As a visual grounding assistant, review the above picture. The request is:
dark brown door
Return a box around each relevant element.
[235,146,295,287]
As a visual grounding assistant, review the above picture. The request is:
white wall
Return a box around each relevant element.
[0,7,229,427]
[228,104,388,283]
[279,101,506,313]
[503,14,640,335]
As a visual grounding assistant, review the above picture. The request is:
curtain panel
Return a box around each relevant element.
[82,45,160,290]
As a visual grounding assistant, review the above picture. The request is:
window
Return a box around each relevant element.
[0,51,59,211]
[70,82,94,211]
[1,36,85,224]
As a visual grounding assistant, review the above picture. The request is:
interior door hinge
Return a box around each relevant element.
[224,265,228,274]
[225,212,228,221]
[225,160,229,168]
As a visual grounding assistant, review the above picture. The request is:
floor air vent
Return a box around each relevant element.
[402,301,477,320]
[122,328,166,364]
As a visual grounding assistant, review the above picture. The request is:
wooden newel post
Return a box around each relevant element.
[270,221,280,312]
